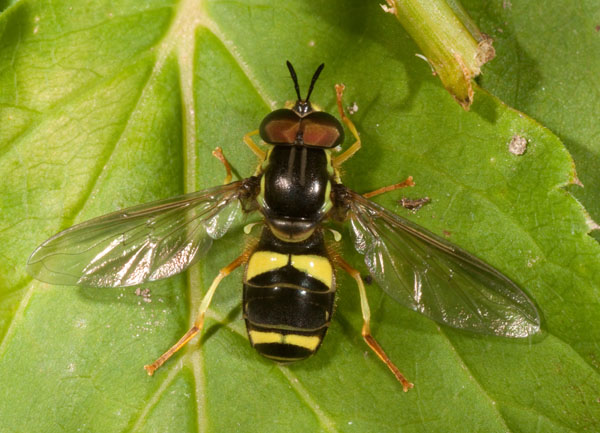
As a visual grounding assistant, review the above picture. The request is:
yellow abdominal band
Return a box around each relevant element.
[249,331,321,351]
[246,252,333,289]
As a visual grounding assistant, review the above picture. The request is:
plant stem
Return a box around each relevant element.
[383,0,495,110]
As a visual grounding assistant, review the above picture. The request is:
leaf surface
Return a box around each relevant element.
[0,1,599,432]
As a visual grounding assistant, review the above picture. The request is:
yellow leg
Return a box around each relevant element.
[336,255,414,392]
[144,254,247,376]
[243,129,266,160]
[363,176,415,199]
[332,84,362,169]
[212,147,233,184]
[332,84,414,199]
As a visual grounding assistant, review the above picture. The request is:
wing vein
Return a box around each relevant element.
[342,187,540,337]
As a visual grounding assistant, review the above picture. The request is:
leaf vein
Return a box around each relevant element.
[125,363,182,433]
[204,310,340,433]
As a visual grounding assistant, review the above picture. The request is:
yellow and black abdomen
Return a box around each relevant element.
[243,228,335,362]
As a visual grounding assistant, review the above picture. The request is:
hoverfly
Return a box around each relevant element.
[27,62,540,391]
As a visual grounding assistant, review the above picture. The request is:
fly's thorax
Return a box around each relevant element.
[256,146,334,242]
[256,84,341,243]
[243,227,336,362]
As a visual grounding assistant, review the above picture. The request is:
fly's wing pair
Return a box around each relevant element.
[343,188,540,338]
[27,182,247,288]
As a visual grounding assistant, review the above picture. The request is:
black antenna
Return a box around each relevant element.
[286,61,302,101]
[305,63,325,102]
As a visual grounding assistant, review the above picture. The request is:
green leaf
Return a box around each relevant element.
[465,0,600,244]
[1,1,599,432]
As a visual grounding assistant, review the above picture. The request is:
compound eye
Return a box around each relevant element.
[301,112,345,148]
[259,109,301,144]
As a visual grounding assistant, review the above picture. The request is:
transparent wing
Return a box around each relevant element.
[27,181,247,287]
[344,188,540,337]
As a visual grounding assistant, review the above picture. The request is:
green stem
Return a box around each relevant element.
[385,0,494,110]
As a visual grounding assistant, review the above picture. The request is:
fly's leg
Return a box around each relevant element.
[144,253,247,375]
[243,129,266,160]
[334,254,414,392]
[214,130,266,184]
[332,84,361,168]
[212,147,233,185]
[331,84,415,198]
[363,176,415,199]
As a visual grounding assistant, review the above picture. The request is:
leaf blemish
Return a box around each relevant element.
[400,196,431,212]
[74,318,87,329]
[135,287,152,303]
[508,134,528,155]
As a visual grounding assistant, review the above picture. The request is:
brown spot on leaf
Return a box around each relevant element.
[400,196,431,211]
